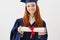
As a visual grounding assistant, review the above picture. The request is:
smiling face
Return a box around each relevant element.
[26,2,36,15]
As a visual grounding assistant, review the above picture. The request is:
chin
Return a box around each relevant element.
[29,12,35,14]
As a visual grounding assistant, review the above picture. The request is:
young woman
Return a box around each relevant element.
[10,0,48,40]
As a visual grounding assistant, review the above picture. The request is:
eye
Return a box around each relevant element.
[32,4,35,7]
[27,5,30,7]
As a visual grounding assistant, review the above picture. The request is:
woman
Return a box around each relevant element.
[10,0,48,40]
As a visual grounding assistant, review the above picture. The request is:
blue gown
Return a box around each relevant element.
[10,18,48,40]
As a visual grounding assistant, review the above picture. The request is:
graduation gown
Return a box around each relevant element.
[10,18,48,40]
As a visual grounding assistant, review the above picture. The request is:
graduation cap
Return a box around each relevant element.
[20,0,38,3]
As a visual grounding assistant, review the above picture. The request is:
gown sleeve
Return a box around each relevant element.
[39,20,48,40]
[10,19,21,40]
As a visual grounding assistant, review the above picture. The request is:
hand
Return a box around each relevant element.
[38,28,47,35]
[17,26,24,34]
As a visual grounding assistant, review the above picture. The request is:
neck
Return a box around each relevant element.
[30,14,34,18]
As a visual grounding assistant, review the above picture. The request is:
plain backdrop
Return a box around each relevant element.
[0,0,60,40]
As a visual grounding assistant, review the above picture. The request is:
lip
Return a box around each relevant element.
[29,11,34,12]
[29,10,34,11]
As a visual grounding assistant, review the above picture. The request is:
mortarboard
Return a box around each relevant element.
[20,0,38,3]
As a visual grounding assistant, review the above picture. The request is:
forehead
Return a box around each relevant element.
[25,2,36,6]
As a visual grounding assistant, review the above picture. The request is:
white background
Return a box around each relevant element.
[0,0,60,40]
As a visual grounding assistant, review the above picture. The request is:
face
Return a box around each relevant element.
[26,2,36,15]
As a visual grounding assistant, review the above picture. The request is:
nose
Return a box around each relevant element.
[30,6,33,10]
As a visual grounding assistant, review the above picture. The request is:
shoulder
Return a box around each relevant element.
[16,18,24,26]
[16,18,22,22]
[42,20,46,24]
[14,18,23,24]
[42,20,46,27]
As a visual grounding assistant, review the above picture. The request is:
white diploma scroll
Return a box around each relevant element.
[20,27,31,32]
[20,27,45,32]
[34,27,45,32]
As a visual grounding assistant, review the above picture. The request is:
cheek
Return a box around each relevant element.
[33,7,36,11]
[27,7,30,11]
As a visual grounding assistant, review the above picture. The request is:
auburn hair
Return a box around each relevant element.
[22,3,43,27]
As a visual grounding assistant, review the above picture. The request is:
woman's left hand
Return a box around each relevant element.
[38,28,47,35]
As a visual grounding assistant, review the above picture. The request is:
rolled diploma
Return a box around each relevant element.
[20,27,45,32]
[20,27,31,32]
[34,27,45,32]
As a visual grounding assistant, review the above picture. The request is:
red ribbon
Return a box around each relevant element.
[28,26,35,39]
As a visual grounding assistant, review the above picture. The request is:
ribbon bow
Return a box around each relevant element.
[29,26,35,39]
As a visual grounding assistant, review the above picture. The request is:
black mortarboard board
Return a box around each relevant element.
[20,0,38,3]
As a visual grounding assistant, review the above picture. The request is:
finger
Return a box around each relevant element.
[45,28,47,32]
[38,32,46,35]
[20,31,24,34]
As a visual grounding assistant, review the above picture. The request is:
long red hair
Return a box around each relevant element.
[22,3,43,27]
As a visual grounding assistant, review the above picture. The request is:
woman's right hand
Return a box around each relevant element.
[18,26,24,34]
